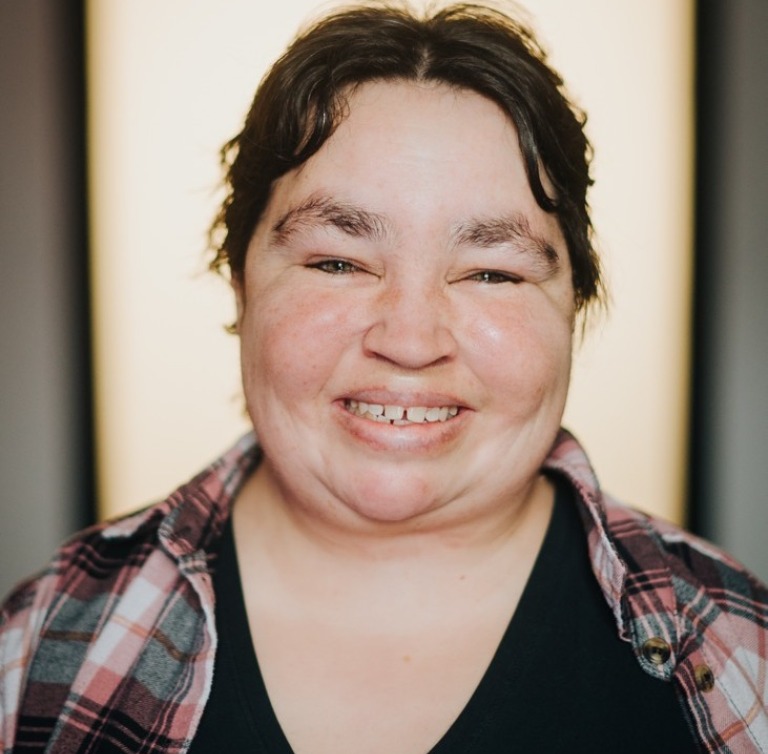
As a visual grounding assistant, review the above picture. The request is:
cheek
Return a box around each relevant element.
[466,297,573,405]
[240,288,362,398]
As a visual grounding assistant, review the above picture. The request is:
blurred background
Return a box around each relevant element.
[1,0,766,598]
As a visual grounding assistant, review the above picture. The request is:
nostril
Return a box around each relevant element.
[362,315,457,370]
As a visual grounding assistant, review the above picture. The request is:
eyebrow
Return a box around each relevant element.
[271,194,390,246]
[452,214,561,274]
[270,194,560,274]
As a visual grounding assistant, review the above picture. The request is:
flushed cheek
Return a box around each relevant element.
[467,311,572,415]
[241,289,362,401]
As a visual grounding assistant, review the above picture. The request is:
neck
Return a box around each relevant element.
[231,461,554,613]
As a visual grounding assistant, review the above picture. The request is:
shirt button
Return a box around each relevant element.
[695,664,715,692]
[642,637,671,665]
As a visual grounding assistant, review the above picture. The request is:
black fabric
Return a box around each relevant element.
[190,480,697,753]
[188,512,293,754]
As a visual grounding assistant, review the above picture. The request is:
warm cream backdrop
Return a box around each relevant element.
[88,0,693,521]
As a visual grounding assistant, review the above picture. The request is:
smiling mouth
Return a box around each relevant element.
[344,399,460,425]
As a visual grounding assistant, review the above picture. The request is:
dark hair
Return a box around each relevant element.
[210,2,602,311]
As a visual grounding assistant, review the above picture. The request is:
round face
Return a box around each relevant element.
[234,81,575,529]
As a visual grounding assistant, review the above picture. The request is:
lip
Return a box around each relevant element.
[333,390,470,453]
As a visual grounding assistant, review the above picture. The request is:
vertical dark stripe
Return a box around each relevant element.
[68,0,97,529]
[45,0,96,531]
[687,0,724,536]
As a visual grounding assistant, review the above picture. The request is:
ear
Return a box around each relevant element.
[230,273,245,334]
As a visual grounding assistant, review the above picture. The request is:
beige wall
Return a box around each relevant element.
[88,0,694,520]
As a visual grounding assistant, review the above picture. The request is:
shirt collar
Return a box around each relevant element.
[98,428,673,654]
[100,432,261,564]
[544,428,681,666]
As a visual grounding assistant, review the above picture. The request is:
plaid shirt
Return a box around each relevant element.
[2,430,767,753]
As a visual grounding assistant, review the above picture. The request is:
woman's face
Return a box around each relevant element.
[234,81,575,527]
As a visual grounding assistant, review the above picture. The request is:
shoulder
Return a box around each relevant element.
[0,453,239,749]
[1,431,260,635]
[544,429,768,614]
[0,500,171,652]
[545,430,768,745]
[602,494,768,613]
[0,502,172,747]
[602,497,768,748]
[0,435,259,750]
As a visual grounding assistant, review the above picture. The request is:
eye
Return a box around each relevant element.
[307,258,360,275]
[465,270,522,284]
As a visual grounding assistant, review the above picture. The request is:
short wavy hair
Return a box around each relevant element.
[210,2,602,312]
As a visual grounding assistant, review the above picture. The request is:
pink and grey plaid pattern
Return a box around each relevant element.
[2,430,767,753]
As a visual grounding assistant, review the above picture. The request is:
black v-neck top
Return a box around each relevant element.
[189,478,696,753]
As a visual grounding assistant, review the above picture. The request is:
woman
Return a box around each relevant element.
[2,4,767,753]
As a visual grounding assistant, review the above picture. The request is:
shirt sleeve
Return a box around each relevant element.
[0,574,48,754]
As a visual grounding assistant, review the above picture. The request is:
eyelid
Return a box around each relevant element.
[307,258,358,274]
[462,269,523,284]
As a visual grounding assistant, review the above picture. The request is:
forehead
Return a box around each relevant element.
[260,80,563,247]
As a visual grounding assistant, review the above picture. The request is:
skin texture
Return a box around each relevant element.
[230,81,577,753]
[234,80,575,536]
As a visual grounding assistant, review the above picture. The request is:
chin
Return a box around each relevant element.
[346,499,441,526]
[337,474,445,525]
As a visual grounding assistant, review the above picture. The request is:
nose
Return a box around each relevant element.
[362,279,458,369]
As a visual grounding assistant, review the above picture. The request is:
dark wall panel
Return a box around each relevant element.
[691,0,768,581]
[0,1,92,598]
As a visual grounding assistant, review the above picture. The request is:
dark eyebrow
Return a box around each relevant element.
[453,214,560,273]
[271,194,390,246]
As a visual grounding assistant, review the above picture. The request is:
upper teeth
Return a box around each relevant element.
[346,400,459,424]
